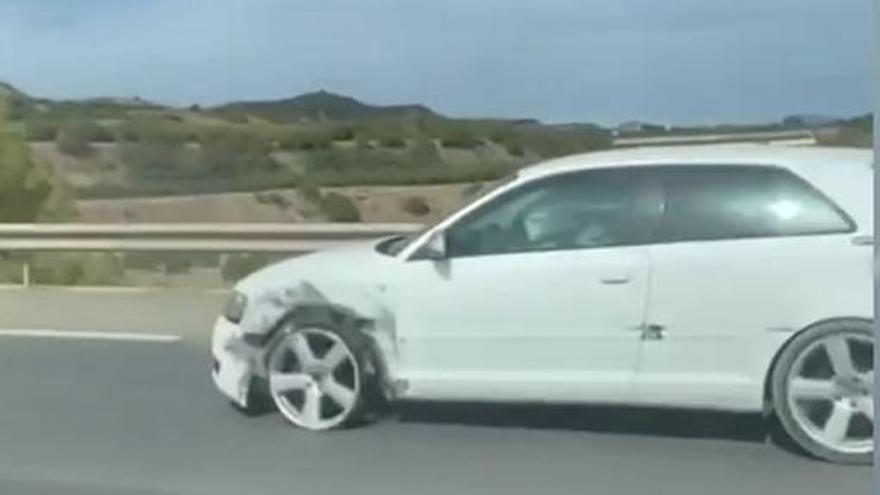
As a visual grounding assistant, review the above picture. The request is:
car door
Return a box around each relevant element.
[395,168,656,404]
[635,166,860,411]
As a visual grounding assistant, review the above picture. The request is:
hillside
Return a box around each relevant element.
[211,90,438,123]
[2,80,872,224]
[0,81,26,99]
[2,82,614,208]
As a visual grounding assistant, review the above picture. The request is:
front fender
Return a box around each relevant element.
[240,278,400,384]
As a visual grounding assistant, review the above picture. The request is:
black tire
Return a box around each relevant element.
[265,310,379,430]
[770,318,874,465]
[228,377,274,417]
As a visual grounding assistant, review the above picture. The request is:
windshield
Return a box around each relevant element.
[376,174,518,256]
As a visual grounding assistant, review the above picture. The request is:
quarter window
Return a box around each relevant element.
[657,166,853,243]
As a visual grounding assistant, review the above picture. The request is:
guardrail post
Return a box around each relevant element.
[21,261,31,287]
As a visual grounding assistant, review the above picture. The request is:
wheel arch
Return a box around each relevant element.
[255,300,397,398]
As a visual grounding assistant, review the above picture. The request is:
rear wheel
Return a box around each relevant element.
[267,325,367,430]
[771,319,874,464]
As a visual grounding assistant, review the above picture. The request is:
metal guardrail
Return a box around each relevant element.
[0,223,424,253]
[0,223,422,253]
[612,129,816,147]
[0,223,424,287]
[0,222,425,253]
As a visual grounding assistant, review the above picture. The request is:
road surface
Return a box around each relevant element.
[0,288,871,495]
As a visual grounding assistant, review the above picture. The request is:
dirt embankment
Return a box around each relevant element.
[76,182,490,224]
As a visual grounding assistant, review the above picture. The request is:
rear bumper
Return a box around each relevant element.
[210,317,254,408]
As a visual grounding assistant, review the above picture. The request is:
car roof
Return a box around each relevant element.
[518,144,873,179]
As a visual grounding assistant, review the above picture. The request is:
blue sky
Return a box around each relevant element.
[0,0,873,125]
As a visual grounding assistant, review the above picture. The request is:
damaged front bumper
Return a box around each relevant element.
[210,316,256,408]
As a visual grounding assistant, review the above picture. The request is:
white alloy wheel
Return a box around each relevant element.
[267,327,362,431]
[786,333,873,454]
[773,320,874,464]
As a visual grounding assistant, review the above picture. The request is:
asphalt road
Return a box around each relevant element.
[0,288,872,495]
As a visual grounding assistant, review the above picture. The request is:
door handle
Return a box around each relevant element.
[640,323,665,340]
[600,276,631,285]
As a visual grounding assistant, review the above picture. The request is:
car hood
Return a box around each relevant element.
[233,239,400,334]
[236,239,397,295]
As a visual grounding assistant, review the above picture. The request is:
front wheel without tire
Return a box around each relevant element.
[267,326,367,431]
[771,319,874,465]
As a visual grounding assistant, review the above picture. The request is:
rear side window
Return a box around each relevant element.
[657,166,854,243]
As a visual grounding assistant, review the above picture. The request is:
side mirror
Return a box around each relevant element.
[412,229,448,261]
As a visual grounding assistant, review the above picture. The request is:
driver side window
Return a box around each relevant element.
[447,169,641,258]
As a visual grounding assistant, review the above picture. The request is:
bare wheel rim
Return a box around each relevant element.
[786,331,873,455]
[268,328,360,430]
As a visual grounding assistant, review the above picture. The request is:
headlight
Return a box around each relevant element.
[223,291,248,324]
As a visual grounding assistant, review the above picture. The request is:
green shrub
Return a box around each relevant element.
[6,97,29,121]
[77,171,302,198]
[121,141,191,179]
[320,192,361,222]
[216,112,249,124]
[505,142,526,157]
[297,178,322,203]
[123,252,164,271]
[78,254,126,284]
[354,119,407,142]
[439,135,483,149]
[31,257,83,285]
[221,254,273,283]
[129,117,190,145]
[24,119,59,141]
[162,253,193,275]
[378,136,407,148]
[421,119,484,149]
[0,107,57,221]
[354,132,373,151]
[123,252,210,274]
[30,253,124,286]
[279,129,334,151]
[198,129,278,176]
[55,126,94,157]
[400,195,431,216]
[328,125,355,142]
[409,133,440,164]
[113,122,140,142]
[254,191,292,210]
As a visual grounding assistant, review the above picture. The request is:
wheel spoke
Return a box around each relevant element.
[289,333,316,367]
[271,372,310,393]
[821,402,853,445]
[302,387,322,425]
[322,342,349,370]
[856,397,874,420]
[824,336,857,377]
[322,378,355,409]
[790,377,836,401]
[860,371,874,388]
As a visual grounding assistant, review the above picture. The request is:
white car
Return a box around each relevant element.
[211,145,874,464]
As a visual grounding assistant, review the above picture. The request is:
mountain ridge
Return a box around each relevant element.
[212,89,440,123]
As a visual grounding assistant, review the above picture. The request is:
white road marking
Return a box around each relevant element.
[0,329,181,343]
[0,285,152,293]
